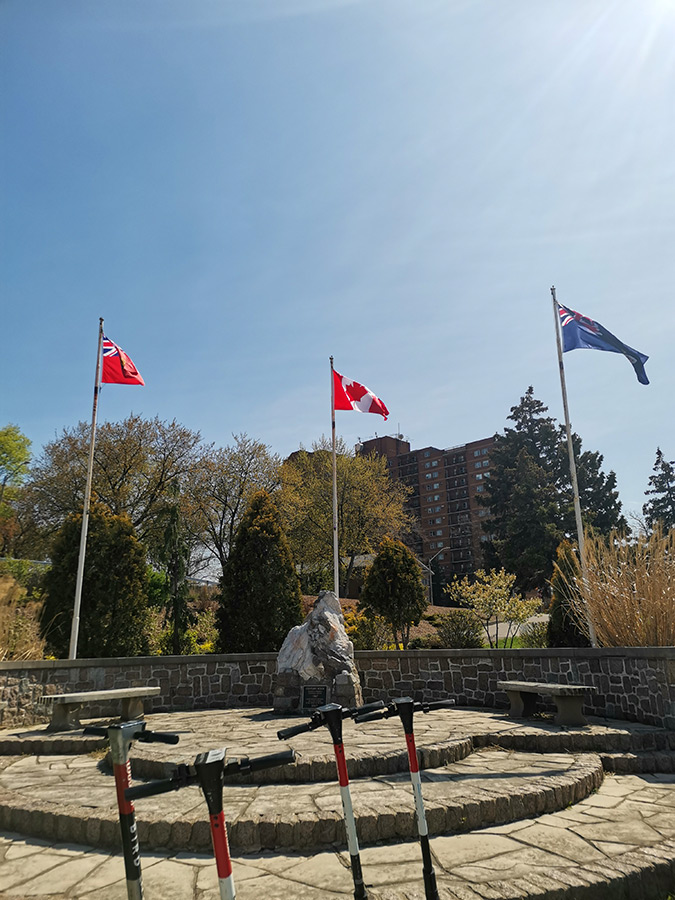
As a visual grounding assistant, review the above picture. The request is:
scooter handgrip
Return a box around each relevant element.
[82,726,108,737]
[139,730,180,745]
[425,699,455,710]
[125,776,184,801]
[346,700,385,718]
[354,709,387,724]
[277,721,312,740]
[247,748,297,772]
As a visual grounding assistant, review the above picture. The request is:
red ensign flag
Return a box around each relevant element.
[333,369,388,420]
[101,337,145,385]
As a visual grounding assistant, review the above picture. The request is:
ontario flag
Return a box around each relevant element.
[102,336,145,385]
[558,304,649,385]
[333,369,389,419]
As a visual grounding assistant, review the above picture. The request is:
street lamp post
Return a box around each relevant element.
[427,548,444,605]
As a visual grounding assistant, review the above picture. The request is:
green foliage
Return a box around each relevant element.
[279,438,412,597]
[519,620,550,648]
[0,424,31,505]
[0,424,32,557]
[217,491,302,653]
[359,538,427,648]
[548,541,590,647]
[482,387,625,590]
[445,568,539,648]
[429,609,484,649]
[40,504,150,658]
[344,609,393,650]
[643,448,675,532]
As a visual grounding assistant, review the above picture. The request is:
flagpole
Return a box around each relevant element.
[551,287,597,648]
[330,357,340,597]
[69,318,104,660]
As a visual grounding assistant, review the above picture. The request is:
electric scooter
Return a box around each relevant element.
[277,700,384,900]
[126,746,297,900]
[82,720,180,900]
[355,697,455,900]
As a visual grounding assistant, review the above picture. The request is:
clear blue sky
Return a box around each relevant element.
[2,0,673,520]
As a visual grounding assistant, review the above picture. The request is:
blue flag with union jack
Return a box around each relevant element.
[558,303,649,385]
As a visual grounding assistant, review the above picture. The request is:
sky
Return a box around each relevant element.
[2,0,674,520]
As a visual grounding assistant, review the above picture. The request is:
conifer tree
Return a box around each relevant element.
[548,541,590,647]
[217,490,302,653]
[643,448,675,532]
[482,387,625,590]
[41,504,150,658]
[359,537,427,648]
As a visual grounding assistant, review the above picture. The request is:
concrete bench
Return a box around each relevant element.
[44,687,161,732]
[496,680,596,727]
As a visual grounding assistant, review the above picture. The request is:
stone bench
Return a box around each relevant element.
[43,687,161,732]
[496,680,596,727]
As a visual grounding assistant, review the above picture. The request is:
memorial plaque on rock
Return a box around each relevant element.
[302,684,329,710]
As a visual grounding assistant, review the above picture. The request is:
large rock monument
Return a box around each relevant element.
[273,590,363,713]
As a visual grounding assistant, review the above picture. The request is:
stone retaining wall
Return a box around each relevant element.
[1,647,674,730]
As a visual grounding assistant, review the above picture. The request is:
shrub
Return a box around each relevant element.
[344,610,393,650]
[432,609,484,649]
[519,620,549,648]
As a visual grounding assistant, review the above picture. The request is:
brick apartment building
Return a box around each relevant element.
[358,434,494,583]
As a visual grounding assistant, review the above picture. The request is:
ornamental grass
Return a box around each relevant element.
[564,525,675,647]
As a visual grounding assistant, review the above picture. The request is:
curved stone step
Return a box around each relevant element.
[0,748,604,852]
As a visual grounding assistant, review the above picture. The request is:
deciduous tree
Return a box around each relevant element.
[184,434,280,576]
[26,415,201,555]
[279,438,412,595]
[0,424,31,557]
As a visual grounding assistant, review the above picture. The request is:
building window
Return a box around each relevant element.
[482,448,489,456]
[483,460,490,468]
[474,450,481,457]
[425,473,432,479]
[475,462,482,469]
[476,485,484,493]
[432,460,439,467]
[476,473,482,481]
[424,451,431,458]
[479,509,488,517]
[433,494,440,501]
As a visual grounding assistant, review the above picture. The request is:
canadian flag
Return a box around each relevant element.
[333,369,389,420]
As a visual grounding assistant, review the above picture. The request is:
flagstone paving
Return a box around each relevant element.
[1,708,675,898]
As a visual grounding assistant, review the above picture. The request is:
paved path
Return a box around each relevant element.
[1,707,675,898]
[2,772,675,898]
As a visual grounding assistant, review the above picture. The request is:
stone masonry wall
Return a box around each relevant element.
[1,648,674,730]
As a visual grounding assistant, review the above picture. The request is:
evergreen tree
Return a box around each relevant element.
[643,448,675,532]
[155,485,193,655]
[482,387,625,591]
[548,541,590,647]
[217,490,302,653]
[41,504,150,658]
[359,538,427,648]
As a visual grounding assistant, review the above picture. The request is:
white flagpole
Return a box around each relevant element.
[551,287,597,648]
[69,318,104,660]
[330,357,340,597]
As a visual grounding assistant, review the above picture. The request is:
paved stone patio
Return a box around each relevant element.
[1,707,675,898]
